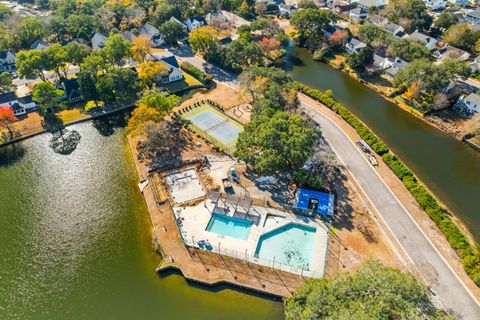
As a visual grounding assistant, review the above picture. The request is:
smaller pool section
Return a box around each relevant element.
[206,214,253,240]
[255,223,316,270]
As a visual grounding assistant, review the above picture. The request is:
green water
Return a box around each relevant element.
[0,119,283,319]
[286,47,480,241]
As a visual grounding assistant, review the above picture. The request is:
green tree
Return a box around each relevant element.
[0,25,16,51]
[103,33,132,66]
[158,20,187,45]
[297,0,317,8]
[43,43,69,80]
[18,17,45,49]
[290,8,335,47]
[357,24,392,50]
[47,15,68,42]
[0,3,13,20]
[347,47,373,71]
[139,90,178,115]
[0,72,16,93]
[15,50,48,81]
[285,260,451,320]
[239,66,298,113]
[435,12,459,30]
[96,67,139,109]
[64,42,90,66]
[443,23,480,52]
[66,14,100,40]
[224,39,264,72]
[32,81,65,118]
[78,70,100,107]
[236,109,319,174]
[383,0,432,33]
[387,38,430,61]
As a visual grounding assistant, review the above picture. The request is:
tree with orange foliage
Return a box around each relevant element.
[0,106,17,141]
[131,35,151,63]
[258,37,281,58]
[126,104,163,134]
[329,30,349,47]
[137,61,169,88]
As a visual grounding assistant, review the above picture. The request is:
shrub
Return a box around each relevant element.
[180,62,213,84]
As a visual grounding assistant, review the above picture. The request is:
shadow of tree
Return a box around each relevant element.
[328,171,354,232]
[92,112,129,137]
[0,144,26,167]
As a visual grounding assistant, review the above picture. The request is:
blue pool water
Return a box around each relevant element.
[254,223,316,270]
[206,214,253,240]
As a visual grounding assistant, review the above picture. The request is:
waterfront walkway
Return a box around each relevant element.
[300,96,480,319]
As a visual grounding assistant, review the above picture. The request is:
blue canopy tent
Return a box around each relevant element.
[294,188,334,217]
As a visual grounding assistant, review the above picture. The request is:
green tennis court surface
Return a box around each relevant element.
[182,104,244,152]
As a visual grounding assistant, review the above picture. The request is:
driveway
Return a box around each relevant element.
[302,102,480,319]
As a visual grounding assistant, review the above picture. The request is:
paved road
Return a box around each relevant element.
[170,50,480,317]
[302,103,480,319]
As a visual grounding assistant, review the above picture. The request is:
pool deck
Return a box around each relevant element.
[128,136,307,298]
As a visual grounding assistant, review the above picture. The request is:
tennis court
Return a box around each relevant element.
[182,104,244,153]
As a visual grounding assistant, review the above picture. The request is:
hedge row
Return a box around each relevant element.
[295,82,389,155]
[296,82,480,286]
[180,62,213,84]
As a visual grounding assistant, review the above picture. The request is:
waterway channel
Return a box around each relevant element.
[0,117,282,319]
[285,47,480,242]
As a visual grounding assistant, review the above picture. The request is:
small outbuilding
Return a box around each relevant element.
[294,188,335,217]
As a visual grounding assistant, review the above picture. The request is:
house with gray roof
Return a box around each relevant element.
[433,45,471,61]
[354,0,385,10]
[91,32,107,50]
[0,51,15,73]
[140,24,165,47]
[455,93,480,114]
[407,31,438,50]
[465,10,480,25]
[346,38,367,53]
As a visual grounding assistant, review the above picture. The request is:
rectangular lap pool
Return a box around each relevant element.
[206,214,253,240]
[254,223,316,270]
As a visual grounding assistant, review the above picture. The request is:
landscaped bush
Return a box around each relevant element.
[181,62,213,84]
[296,81,480,286]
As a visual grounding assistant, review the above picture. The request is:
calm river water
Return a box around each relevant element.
[286,47,480,241]
[0,118,282,319]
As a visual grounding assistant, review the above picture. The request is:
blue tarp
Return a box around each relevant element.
[294,188,335,216]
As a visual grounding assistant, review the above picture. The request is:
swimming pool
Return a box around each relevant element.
[254,223,316,270]
[206,214,253,240]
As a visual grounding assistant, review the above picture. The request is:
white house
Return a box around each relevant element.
[423,0,446,10]
[0,92,36,116]
[354,0,385,10]
[369,15,405,37]
[185,15,206,31]
[279,4,297,18]
[456,93,480,114]
[0,51,16,73]
[349,7,368,21]
[151,55,183,84]
[140,24,165,47]
[407,31,438,51]
[91,32,107,50]
[346,38,367,53]
[205,12,228,26]
[384,57,408,78]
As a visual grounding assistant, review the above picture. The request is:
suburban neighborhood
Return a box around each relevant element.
[0,0,479,319]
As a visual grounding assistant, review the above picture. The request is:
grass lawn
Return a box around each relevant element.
[164,72,203,93]
[59,108,89,124]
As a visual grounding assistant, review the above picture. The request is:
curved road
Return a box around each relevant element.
[302,103,480,319]
[172,47,480,317]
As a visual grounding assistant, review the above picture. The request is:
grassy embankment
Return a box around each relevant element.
[295,82,480,286]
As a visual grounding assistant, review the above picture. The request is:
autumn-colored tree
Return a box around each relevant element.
[189,26,218,54]
[329,30,349,47]
[131,35,151,63]
[125,104,163,134]
[137,61,169,88]
[404,80,422,100]
[0,106,17,140]
[258,37,281,58]
[139,90,178,115]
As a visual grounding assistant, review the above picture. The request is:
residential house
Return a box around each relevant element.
[0,92,36,116]
[30,39,49,50]
[354,0,385,10]
[465,10,480,25]
[424,0,446,10]
[61,79,83,104]
[330,0,356,14]
[407,31,438,51]
[324,24,345,38]
[120,31,135,42]
[91,32,107,50]
[383,22,406,38]
[369,14,388,27]
[140,24,165,47]
[205,12,228,27]
[384,57,408,78]
[221,10,251,28]
[434,45,471,61]
[0,51,16,73]
[151,54,183,84]
[349,7,368,21]
[219,36,233,46]
[455,93,480,114]
[346,38,367,53]
[185,15,206,31]
[370,52,390,72]
[470,55,480,72]
[169,16,187,28]
[447,0,468,5]
[279,4,297,18]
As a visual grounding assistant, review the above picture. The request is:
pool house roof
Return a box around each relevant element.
[294,188,335,217]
